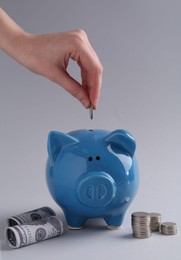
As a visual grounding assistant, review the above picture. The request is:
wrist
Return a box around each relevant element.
[0,8,33,64]
[2,30,32,61]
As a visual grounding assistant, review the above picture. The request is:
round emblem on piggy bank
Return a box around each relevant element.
[46,129,139,229]
[76,172,116,207]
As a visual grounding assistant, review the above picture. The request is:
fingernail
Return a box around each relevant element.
[81,99,90,108]
[93,99,98,109]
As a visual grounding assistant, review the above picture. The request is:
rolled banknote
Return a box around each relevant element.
[5,216,63,249]
[8,206,56,226]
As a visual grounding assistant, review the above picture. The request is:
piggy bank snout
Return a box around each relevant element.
[76,172,116,208]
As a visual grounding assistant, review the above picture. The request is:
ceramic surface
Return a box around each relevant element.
[46,129,139,229]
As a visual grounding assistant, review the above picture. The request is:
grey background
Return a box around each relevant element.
[0,0,181,259]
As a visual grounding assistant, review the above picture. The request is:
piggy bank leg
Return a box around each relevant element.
[65,213,87,230]
[104,214,125,230]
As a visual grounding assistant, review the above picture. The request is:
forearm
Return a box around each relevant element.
[0,8,29,59]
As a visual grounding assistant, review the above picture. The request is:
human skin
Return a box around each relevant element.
[0,8,103,109]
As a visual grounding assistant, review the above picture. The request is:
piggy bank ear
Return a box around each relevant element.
[48,131,78,165]
[104,129,136,157]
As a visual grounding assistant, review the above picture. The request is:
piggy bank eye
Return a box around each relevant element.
[88,156,93,161]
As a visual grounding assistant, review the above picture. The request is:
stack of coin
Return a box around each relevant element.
[131,212,151,238]
[150,213,161,232]
[161,222,177,235]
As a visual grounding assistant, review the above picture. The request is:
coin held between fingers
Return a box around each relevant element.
[89,105,93,120]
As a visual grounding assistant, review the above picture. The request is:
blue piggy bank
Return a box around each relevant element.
[46,129,139,229]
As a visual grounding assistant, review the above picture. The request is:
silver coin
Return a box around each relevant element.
[150,213,161,218]
[132,212,149,218]
[131,211,151,239]
[161,222,176,228]
[133,233,151,236]
[149,213,161,232]
[89,106,93,120]
[133,232,151,235]
[133,233,152,239]
[132,219,150,222]
[161,222,177,235]
[132,226,151,230]
[132,230,150,233]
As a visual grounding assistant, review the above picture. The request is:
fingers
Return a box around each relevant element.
[86,67,103,109]
[31,29,103,109]
[79,63,102,109]
[70,29,103,109]
[48,67,91,108]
